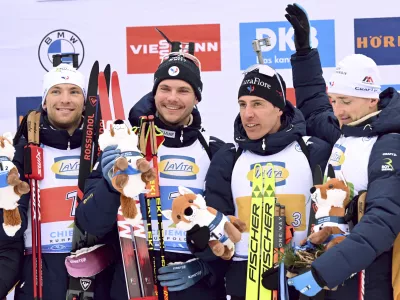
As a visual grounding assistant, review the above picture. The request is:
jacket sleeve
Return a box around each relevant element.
[306,136,332,173]
[0,138,30,240]
[291,49,341,146]
[204,143,236,216]
[0,239,24,298]
[311,133,400,288]
[188,144,236,287]
[75,155,121,237]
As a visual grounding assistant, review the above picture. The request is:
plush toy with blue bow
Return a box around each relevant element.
[0,132,30,236]
[99,120,156,225]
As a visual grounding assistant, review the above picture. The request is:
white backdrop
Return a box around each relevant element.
[1,0,400,144]
[1,1,400,298]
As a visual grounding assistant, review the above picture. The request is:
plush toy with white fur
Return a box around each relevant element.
[0,132,30,236]
[98,120,155,226]
[163,186,246,260]
[303,169,351,249]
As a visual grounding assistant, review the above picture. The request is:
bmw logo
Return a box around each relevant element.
[38,29,85,71]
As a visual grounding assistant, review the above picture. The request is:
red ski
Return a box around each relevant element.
[98,69,157,300]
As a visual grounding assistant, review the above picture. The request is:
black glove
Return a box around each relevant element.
[186,224,211,252]
[285,3,312,55]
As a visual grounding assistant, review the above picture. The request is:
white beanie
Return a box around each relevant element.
[328,54,381,99]
[42,63,86,108]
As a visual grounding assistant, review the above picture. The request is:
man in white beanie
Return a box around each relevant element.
[2,63,88,300]
[285,3,400,300]
[41,63,86,134]
[0,63,115,300]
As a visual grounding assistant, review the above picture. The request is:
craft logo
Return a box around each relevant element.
[354,17,400,66]
[51,156,80,179]
[38,29,84,71]
[126,24,221,74]
[159,155,199,180]
[329,144,346,170]
[247,161,289,187]
[239,20,335,70]
[362,76,374,84]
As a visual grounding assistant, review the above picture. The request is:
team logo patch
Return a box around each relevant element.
[247,161,289,187]
[159,155,199,180]
[51,156,80,179]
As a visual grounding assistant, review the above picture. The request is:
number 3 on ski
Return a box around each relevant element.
[246,163,275,300]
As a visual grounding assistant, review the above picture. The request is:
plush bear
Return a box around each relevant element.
[98,120,156,226]
[163,186,246,260]
[0,132,30,236]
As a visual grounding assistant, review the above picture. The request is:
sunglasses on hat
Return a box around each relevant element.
[243,64,286,104]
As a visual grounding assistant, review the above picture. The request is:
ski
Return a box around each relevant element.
[98,69,156,300]
[67,61,106,300]
[24,111,44,300]
[246,163,264,300]
[260,163,275,300]
[144,115,168,300]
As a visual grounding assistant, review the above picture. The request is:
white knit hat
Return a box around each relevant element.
[42,63,86,108]
[328,54,381,99]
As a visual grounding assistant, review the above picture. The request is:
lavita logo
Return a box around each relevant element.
[239,20,336,69]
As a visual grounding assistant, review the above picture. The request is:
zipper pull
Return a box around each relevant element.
[180,129,184,143]
[67,140,70,150]
[262,138,266,151]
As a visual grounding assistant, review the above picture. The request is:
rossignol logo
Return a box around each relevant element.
[80,278,92,291]
[126,24,221,74]
[84,114,95,161]
[38,29,84,71]
[242,77,271,89]
[89,96,97,106]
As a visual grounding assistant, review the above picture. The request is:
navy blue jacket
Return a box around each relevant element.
[76,92,227,300]
[292,49,400,294]
[204,101,332,297]
[7,114,124,300]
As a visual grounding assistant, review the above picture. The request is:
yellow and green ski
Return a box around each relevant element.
[246,163,276,300]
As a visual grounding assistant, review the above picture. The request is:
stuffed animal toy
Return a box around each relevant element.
[0,132,30,236]
[98,120,156,226]
[302,171,351,250]
[163,186,246,260]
